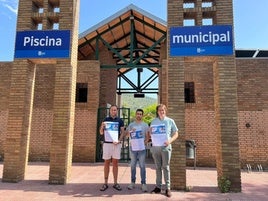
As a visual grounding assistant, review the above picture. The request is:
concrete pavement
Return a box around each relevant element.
[0,162,267,201]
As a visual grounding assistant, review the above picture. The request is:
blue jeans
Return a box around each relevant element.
[129,148,146,184]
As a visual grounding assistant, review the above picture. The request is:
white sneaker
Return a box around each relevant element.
[141,184,148,192]
[128,183,135,190]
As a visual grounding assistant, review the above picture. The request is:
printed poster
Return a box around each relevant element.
[151,124,168,146]
[130,129,145,151]
[104,121,119,142]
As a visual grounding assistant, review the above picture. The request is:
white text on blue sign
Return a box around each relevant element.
[15,30,71,59]
[170,25,233,56]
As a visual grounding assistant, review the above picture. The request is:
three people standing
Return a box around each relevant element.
[99,104,179,198]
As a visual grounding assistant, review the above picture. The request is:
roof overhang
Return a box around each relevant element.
[78,4,166,71]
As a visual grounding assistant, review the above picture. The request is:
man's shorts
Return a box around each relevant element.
[102,142,122,160]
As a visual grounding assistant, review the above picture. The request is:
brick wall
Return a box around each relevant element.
[185,110,216,166]
[167,0,185,190]
[73,60,100,162]
[29,65,55,161]
[237,59,268,168]
[0,2,267,174]
[99,48,118,107]
[0,63,12,160]
[28,61,100,162]
[184,57,218,167]
[0,57,267,169]
[183,58,268,169]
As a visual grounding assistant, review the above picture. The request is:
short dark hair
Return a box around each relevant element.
[136,108,144,115]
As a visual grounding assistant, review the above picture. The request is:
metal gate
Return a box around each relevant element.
[96,107,130,162]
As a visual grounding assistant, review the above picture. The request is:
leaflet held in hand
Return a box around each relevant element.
[130,129,145,151]
[104,121,119,142]
[151,124,168,146]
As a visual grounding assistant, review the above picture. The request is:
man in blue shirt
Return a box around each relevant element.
[99,105,124,191]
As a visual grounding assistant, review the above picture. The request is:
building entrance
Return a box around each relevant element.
[2,0,242,192]
[78,4,166,97]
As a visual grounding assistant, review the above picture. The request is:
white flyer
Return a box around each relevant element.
[104,121,119,142]
[151,124,168,146]
[130,129,145,151]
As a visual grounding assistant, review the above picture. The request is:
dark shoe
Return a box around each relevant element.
[113,183,122,191]
[100,184,108,191]
[166,189,172,197]
[151,187,161,194]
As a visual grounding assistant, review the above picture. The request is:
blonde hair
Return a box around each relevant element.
[156,104,167,117]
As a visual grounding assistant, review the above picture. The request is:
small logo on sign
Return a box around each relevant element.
[197,48,205,54]
[38,51,46,56]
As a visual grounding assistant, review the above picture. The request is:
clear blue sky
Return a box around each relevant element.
[0,0,268,61]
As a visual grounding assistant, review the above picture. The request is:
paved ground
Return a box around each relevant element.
[0,162,267,201]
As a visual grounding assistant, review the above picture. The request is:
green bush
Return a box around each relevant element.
[218,176,231,193]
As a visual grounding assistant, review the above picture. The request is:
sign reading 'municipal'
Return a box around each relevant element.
[170,25,233,56]
[14,30,71,59]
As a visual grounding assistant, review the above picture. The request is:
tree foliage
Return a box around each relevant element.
[142,103,157,125]
[128,103,157,125]
[121,94,157,125]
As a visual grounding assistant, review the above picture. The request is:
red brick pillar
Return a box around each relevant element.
[168,58,186,190]
[2,60,36,182]
[2,0,36,182]
[2,0,80,184]
[49,61,77,184]
[167,0,186,190]
[48,0,80,184]
[214,0,242,192]
[214,57,241,192]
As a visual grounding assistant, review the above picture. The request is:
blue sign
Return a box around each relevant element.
[14,30,71,59]
[170,25,233,56]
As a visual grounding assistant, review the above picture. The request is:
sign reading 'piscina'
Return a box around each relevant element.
[170,25,233,56]
[14,30,71,59]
